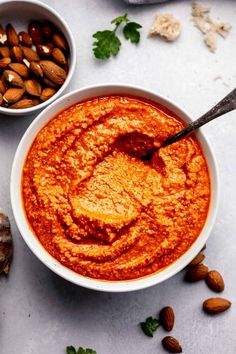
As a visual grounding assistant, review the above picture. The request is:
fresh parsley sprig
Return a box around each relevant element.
[140,316,160,337]
[66,346,96,354]
[92,14,142,59]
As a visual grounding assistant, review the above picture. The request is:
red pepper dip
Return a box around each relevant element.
[22,96,210,280]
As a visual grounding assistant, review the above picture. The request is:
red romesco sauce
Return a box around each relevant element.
[22,96,211,280]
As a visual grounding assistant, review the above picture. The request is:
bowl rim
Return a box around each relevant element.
[0,0,76,116]
[10,83,219,292]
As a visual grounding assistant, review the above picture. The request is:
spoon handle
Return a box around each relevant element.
[162,87,236,147]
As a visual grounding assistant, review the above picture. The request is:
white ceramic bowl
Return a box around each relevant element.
[0,0,76,116]
[11,84,219,292]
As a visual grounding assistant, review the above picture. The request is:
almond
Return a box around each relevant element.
[205,270,225,292]
[42,21,54,40]
[40,60,66,85]
[36,43,53,57]
[22,46,40,62]
[6,24,19,46]
[43,77,57,88]
[9,63,30,79]
[0,93,3,106]
[159,306,175,331]
[3,70,24,88]
[11,46,23,63]
[24,79,42,97]
[3,87,25,104]
[162,336,182,353]
[0,24,7,45]
[185,263,208,282]
[0,80,7,95]
[188,253,205,267]
[10,98,36,109]
[0,57,11,70]
[52,33,68,51]
[30,61,43,78]
[51,47,66,65]
[28,21,43,45]
[0,46,10,58]
[18,31,33,47]
[203,298,231,314]
[40,87,56,102]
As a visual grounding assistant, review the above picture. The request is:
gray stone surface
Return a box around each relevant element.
[0,0,236,353]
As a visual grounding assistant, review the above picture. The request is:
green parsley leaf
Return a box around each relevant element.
[93,30,121,59]
[140,317,160,337]
[85,350,97,354]
[123,22,142,43]
[111,13,129,26]
[66,346,77,354]
[77,347,97,354]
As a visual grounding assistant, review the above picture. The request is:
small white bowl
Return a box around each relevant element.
[0,0,76,116]
[11,84,219,292]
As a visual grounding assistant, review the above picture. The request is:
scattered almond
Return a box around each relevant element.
[0,46,10,58]
[162,336,182,353]
[188,253,205,267]
[18,31,33,47]
[185,263,208,282]
[159,306,175,331]
[24,79,42,97]
[40,60,66,85]
[40,88,56,102]
[3,70,24,88]
[11,46,23,63]
[3,87,25,104]
[22,46,40,62]
[6,24,19,46]
[205,270,225,292]
[9,63,30,79]
[0,57,11,70]
[203,298,231,314]
[52,47,66,65]
[30,61,44,78]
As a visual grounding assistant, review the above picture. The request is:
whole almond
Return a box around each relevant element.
[160,306,175,331]
[40,87,56,102]
[42,21,54,40]
[36,43,53,57]
[11,46,23,63]
[205,271,225,292]
[52,33,68,51]
[0,57,11,70]
[3,87,25,104]
[6,24,19,46]
[0,93,3,106]
[24,79,42,97]
[203,298,231,314]
[40,60,66,85]
[9,63,30,79]
[162,336,182,353]
[18,31,33,47]
[185,263,208,282]
[0,80,7,95]
[30,61,44,78]
[51,47,66,65]
[28,21,43,45]
[3,70,24,88]
[0,24,7,45]
[10,98,36,109]
[188,253,205,268]
[0,46,10,58]
[22,46,40,62]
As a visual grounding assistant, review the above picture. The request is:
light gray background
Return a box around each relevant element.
[0,0,236,353]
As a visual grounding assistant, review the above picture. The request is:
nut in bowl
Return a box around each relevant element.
[0,0,76,116]
[11,84,219,292]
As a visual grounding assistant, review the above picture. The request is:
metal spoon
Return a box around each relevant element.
[161,87,236,148]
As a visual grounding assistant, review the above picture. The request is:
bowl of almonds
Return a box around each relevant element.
[0,0,76,115]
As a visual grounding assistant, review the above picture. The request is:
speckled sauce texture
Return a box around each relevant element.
[22,96,210,280]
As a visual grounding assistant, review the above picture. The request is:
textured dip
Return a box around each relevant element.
[22,96,210,281]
